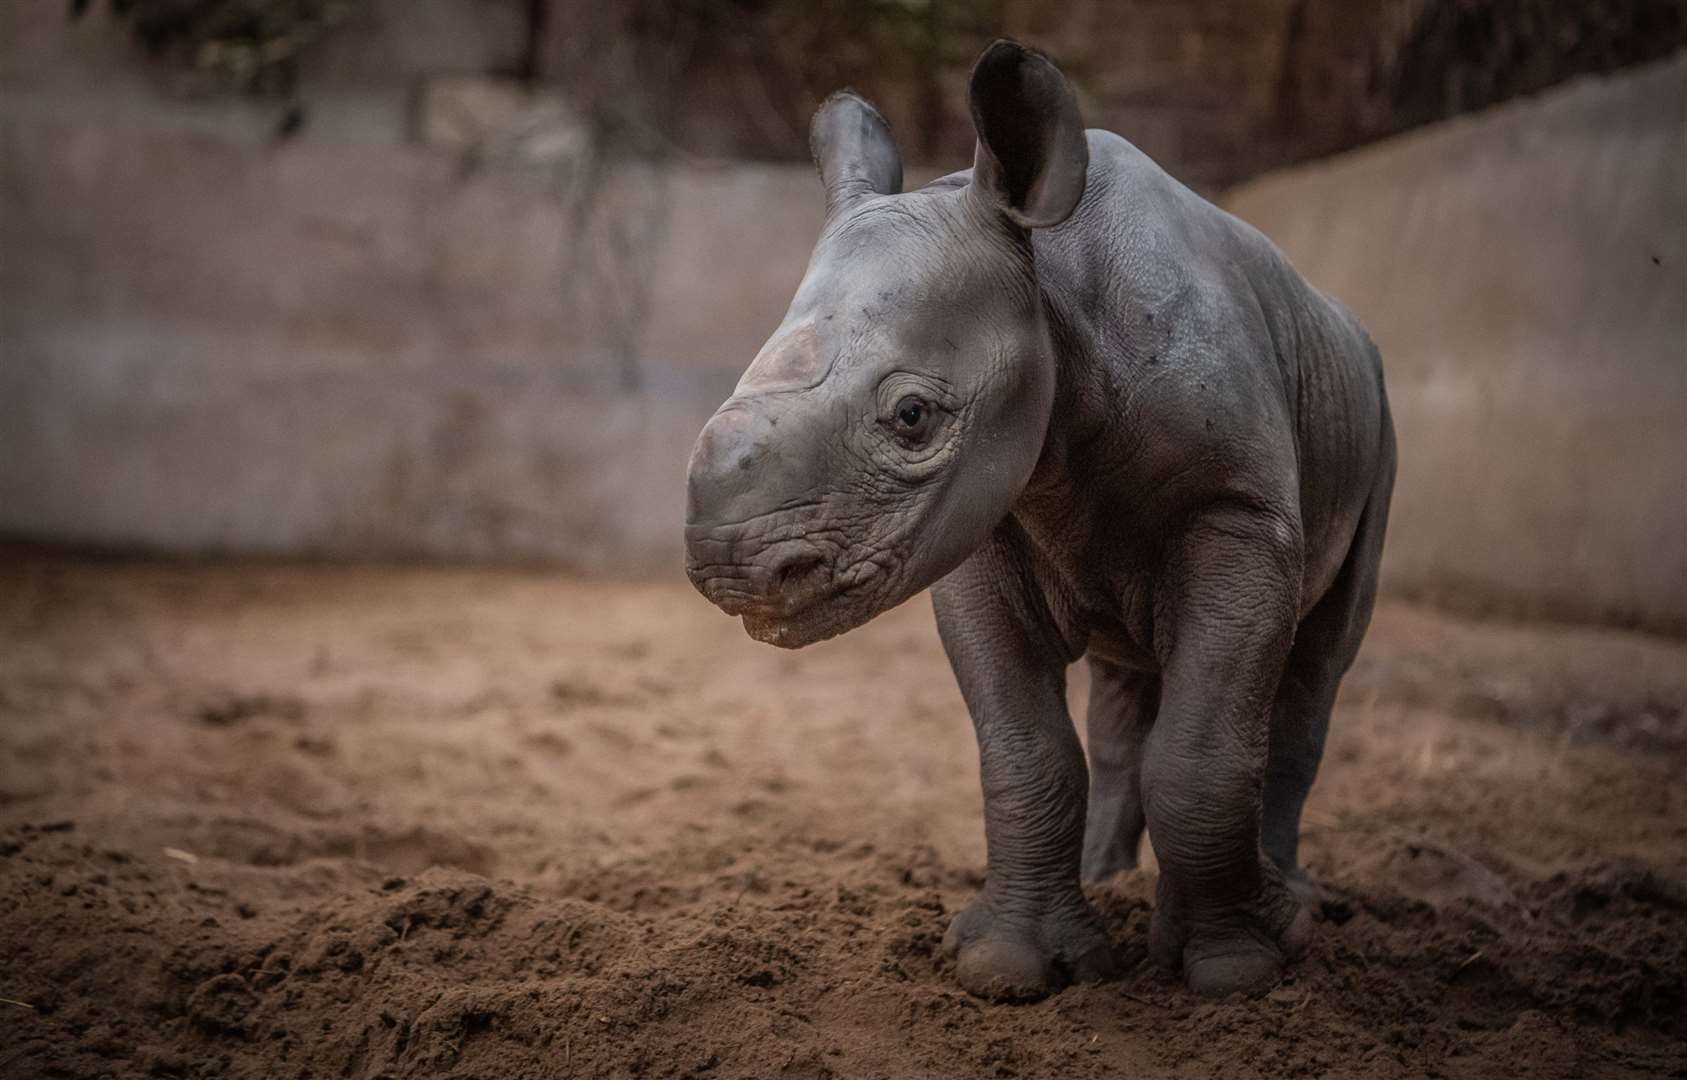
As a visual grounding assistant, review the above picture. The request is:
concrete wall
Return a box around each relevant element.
[0,93,810,570]
[1226,54,1686,632]
[2,11,1682,629]
[0,8,820,574]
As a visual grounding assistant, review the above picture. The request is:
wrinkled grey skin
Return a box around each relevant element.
[684,40,1395,1001]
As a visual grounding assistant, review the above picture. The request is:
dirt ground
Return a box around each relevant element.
[1,553,1683,1080]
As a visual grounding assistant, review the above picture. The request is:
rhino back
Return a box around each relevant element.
[1034,129,1390,610]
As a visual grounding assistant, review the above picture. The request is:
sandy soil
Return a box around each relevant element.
[1,553,1683,1079]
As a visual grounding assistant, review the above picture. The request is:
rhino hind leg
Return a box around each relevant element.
[1080,660,1158,883]
[1262,464,1394,912]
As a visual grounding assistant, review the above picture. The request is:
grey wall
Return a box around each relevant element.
[2,11,1682,630]
[1226,55,1686,632]
[0,94,810,570]
[0,8,820,574]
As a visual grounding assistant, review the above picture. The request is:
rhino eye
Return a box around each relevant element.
[892,395,933,441]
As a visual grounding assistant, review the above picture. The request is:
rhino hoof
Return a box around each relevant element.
[942,894,1119,1002]
[1184,947,1285,998]
[955,936,1055,1001]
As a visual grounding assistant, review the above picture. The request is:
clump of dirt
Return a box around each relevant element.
[0,555,1683,1079]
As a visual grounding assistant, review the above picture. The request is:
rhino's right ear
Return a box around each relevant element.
[967,39,1087,229]
[810,91,903,212]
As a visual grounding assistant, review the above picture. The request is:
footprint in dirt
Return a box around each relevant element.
[1351,837,1522,913]
[192,692,307,727]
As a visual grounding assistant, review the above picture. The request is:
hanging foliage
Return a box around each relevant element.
[69,0,358,95]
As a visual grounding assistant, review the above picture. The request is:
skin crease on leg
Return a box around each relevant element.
[683,39,1396,1001]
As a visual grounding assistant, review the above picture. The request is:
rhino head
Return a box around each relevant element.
[684,40,1089,647]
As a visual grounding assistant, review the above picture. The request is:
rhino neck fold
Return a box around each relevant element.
[1017,282,1103,516]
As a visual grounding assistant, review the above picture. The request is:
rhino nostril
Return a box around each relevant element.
[771,555,826,597]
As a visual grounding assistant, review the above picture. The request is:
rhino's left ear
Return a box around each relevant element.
[810,91,903,212]
[967,39,1088,229]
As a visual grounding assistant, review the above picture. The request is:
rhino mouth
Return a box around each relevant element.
[725,559,891,649]
[738,582,875,648]
[684,523,900,649]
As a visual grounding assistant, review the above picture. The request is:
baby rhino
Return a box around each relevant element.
[684,39,1395,1000]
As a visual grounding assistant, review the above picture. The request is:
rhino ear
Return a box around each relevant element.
[967,39,1088,229]
[810,91,903,212]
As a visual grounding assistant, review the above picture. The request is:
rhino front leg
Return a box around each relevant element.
[1143,509,1312,997]
[1081,658,1157,882]
[932,536,1118,1001]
